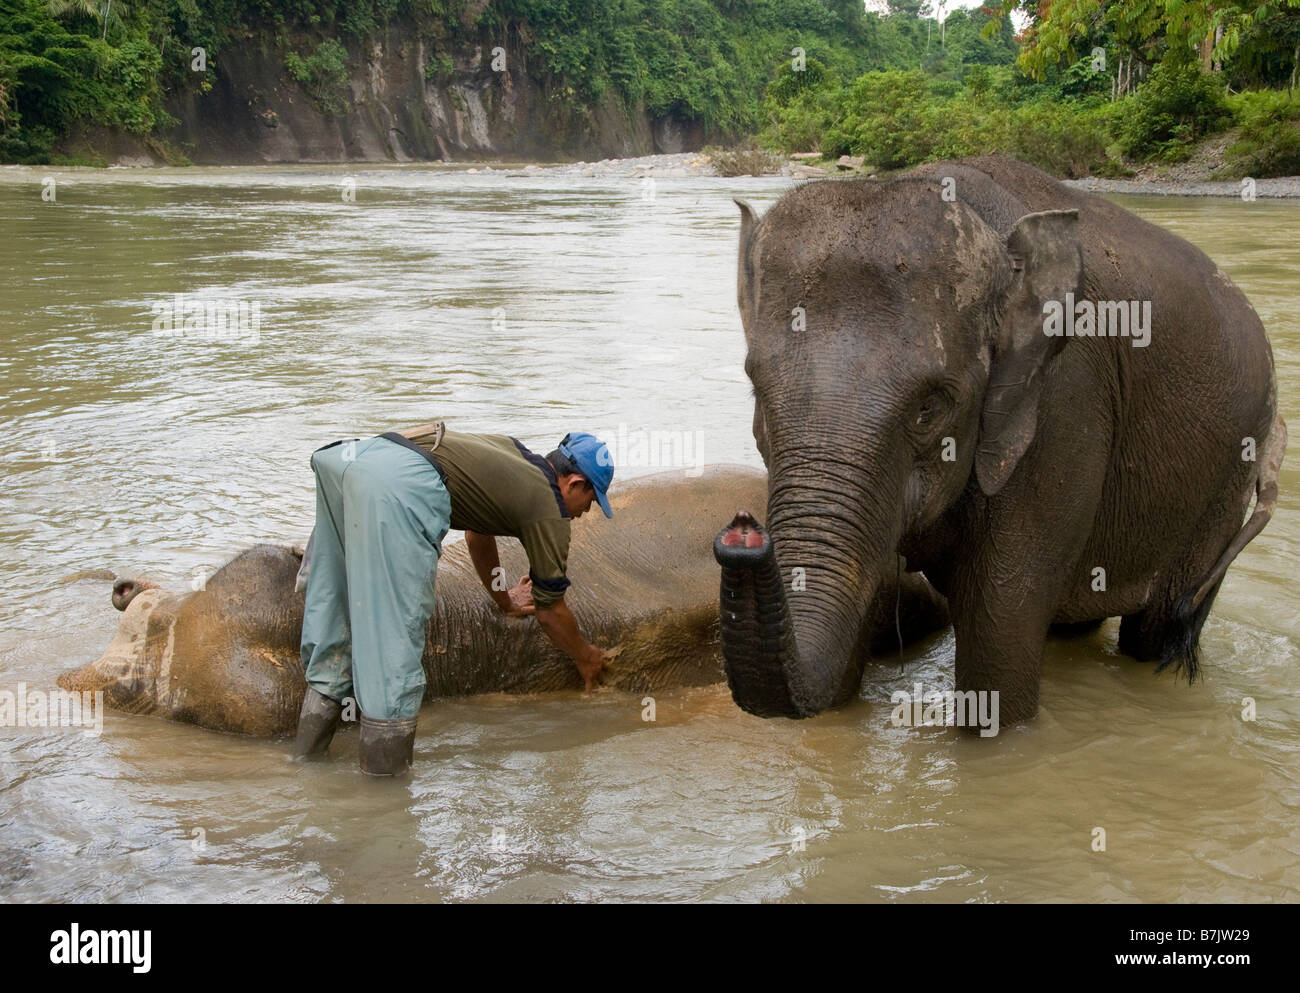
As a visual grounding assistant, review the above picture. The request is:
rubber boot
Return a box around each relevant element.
[359,714,418,776]
[292,688,342,761]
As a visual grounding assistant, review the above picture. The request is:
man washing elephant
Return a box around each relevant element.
[62,465,952,740]
[292,423,615,776]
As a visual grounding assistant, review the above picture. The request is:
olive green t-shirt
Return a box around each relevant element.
[398,423,572,608]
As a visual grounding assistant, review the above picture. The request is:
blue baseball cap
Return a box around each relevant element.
[558,432,614,518]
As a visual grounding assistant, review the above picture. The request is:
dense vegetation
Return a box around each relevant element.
[1,0,1298,175]
[761,2,1300,177]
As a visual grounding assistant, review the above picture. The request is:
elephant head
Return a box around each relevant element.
[59,583,181,715]
[716,179,1082,717]
[59,545,309,735]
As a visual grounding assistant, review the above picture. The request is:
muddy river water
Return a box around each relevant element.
[0,165,1295,902]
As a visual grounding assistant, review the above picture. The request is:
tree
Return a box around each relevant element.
[990,1,1300,80]
[45,0,129,42]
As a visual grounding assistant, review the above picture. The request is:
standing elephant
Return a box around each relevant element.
[715,155,1285,725]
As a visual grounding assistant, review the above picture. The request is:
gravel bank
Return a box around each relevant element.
[1063,176,1300,198]
[483,152,721,178]
[464,150,1300,196]
[479,150,821,179]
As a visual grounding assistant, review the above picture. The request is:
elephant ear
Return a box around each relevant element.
[735,199,759,333]
[976,209,1083,496]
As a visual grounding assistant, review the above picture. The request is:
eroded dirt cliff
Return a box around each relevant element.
[155,20,699,164]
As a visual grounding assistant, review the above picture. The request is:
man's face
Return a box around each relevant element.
[557,473,596,518]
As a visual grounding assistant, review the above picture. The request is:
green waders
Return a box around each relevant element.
[293,434,451,775]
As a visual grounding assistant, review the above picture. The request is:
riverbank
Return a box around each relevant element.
[1061,176,1300,197]
[510,152,1300,197]
[488,151,720,178]
[9,149,1299,198]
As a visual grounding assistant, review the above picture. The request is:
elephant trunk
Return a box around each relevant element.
[715,466,899,718]
[715,513,802,716]
[112,578,157,612]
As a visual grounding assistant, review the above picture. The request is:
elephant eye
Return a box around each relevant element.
[916,396,940,426]
[912,390,951,433]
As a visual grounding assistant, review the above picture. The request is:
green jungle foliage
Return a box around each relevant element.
[1,0,1298,174]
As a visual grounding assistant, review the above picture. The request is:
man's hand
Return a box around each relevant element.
[533,599,607,695]
[575,645,607,694]
[503,575,535,618]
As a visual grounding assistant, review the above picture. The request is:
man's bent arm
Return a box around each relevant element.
[465,529,530,614]
[465,530,535,616]
[534,600,605,692]
[464,530,509,609]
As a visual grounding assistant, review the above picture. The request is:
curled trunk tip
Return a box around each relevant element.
[714,511,767,561]
[715,512,804,718]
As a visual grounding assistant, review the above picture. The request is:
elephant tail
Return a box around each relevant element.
[1158,413,1287,683]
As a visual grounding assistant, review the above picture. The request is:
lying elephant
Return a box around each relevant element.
[59,465,949,737]
[717,155,1286,724]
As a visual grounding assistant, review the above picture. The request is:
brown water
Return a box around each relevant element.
[0,167,1295,902]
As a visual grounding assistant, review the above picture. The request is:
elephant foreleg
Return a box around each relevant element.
[951,593,1053,729]
[948,517,1092,729]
